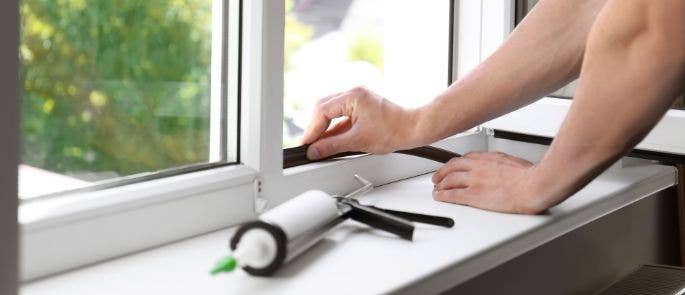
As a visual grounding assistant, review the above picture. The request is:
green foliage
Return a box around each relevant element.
[20,0,213,179]
[348,32,383,70]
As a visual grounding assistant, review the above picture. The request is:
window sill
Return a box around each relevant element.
[21,152,676,294]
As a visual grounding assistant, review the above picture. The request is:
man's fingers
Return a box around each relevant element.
[320,117,352,139]
[433,188,472,205]
[300,93,349,144]
[500,153,533,166]
[306,131,355,160]
[306,117,353,160]
[463,151,489,159]
[432,157,473,184]
[465,151,531,166]
[435,172,469,191]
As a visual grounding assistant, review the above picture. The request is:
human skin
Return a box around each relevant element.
[301,0,685,214]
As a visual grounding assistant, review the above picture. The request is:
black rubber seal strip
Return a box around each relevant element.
[229,221,288,277]
[493,130,685,165]
[283,145,461,168]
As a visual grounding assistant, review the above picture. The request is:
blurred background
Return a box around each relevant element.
[283,0,450,147]
[19,0,214,198]
[18,0,451,198]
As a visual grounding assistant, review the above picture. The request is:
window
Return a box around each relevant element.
[12,0,682,283]
[282,0,453,148]
[17,0,473,282]
[19,0,237,200]
[18,0,251,282]
[514,0,685,109]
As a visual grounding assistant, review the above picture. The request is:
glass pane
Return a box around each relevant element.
[516,0,685,109]
[283,0,452,148]
[19,0,224,199]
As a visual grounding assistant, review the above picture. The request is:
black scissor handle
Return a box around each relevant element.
[369,206,454,228]
[341,199,415,241]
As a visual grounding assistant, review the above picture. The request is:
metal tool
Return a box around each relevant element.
[335,175,454,241]
[213,175,455,276]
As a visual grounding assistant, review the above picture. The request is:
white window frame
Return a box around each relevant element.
[480,0,685,156]
[19,0,255,281]
[256,0,483,210]
[17,0,487,282]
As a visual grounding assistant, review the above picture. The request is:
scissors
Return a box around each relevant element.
[334,175,455,241]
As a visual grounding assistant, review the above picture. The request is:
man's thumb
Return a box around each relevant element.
[306,134,351,160]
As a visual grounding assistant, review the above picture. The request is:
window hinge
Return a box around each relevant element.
[253,178,268,214]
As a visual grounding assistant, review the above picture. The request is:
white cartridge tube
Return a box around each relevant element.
[231,190,341,275]
[260,190,340,238]
[232,228,277,269]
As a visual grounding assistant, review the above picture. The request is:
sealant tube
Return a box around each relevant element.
[229,190,341,276]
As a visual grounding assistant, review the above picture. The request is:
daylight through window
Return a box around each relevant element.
[19,0,232,199]
[283,0,452,148]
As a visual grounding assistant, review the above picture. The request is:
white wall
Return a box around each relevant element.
[0,0,19,294]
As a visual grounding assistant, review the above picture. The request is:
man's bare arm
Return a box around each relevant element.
[431,0,685,214]
[526,0,685,211]
[302,0,607,159]
[412,0,607,146]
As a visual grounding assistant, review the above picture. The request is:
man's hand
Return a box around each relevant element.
[432,152,546,214]
[301,87,418,160]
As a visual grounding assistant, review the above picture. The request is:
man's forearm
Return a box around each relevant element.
[410,0,607,146]
[528,0,685,211]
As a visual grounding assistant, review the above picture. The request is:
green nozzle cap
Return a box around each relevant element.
[210,256,237,275]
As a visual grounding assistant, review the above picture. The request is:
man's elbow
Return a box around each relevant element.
[643,13,685,66]
[596,0,685,64]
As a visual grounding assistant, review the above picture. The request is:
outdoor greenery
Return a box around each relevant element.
[348,33,383,70]
[20,0,391,180]
[20,0,213,180]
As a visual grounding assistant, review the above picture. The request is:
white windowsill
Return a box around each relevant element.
[21,152,676,294]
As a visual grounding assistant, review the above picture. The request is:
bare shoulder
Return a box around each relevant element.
[598,0,685,57]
